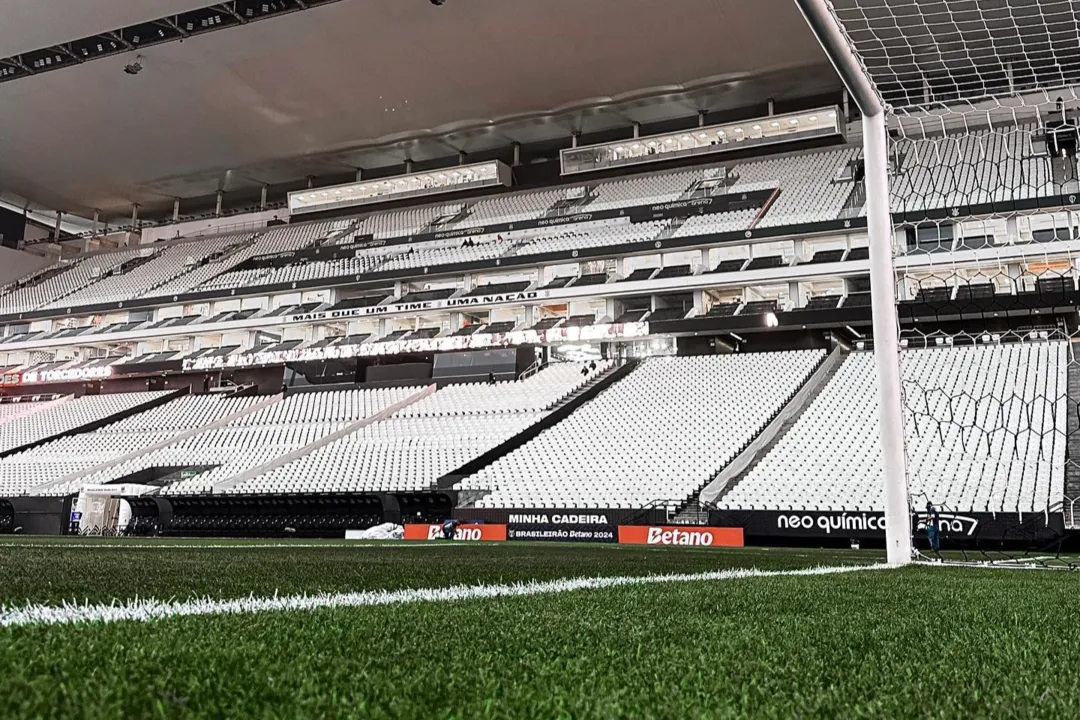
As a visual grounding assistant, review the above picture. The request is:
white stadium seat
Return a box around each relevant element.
[717,343,1066,514]
[459,352,824,509]
[0,391,173,496]
[226,362,610,495]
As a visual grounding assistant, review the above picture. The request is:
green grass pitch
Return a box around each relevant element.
[0,537,1078,719]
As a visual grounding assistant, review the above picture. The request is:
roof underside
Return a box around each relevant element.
[0,0,837,220]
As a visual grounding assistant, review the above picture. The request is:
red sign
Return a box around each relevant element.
[617,525,744,547]
[403,523,507,542]
[0,372,21,387]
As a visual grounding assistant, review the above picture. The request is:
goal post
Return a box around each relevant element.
[794,0,914,563]
[863,110,916,564]
[790,0,1080,567]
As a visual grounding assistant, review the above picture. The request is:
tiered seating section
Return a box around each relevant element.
[2,249,143,314]
[0,365,608,498]
[0,221,348,314]
[889,123,1057,213]
[2,123,1070,332]
[0,345,1069,518]
[42,235,246,309]
[85,388,413,497]
[12,394,261,497]
[0,241,882,353]
[0,391,171,496]
[459,352,824,509]
[225,362,609,495]
[0,392,170,455]
[0,145,861,316]
[717,343,1066,513]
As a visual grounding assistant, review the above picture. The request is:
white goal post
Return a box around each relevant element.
[794,0,914,564]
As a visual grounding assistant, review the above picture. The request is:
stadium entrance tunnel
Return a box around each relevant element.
[105,464,221,489]
[396,492,455,525]
[123,492,457,538]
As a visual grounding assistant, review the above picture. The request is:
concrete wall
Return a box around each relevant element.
[0,246,52,286]
[139,209,284,244]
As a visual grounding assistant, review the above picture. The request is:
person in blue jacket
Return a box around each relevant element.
[925,502,942,559]
[441,518,461,540]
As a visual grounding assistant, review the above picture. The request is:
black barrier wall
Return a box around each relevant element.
[365,362,432,384]
[710,509,1068,549]
[433,348,530,382]
[6,496,71,535]
[121,492,457,538]
[455,507,668,526]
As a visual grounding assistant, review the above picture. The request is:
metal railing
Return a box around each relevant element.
[517,358,543,381]
[1067,495,1079,529]
[621,498,686,526]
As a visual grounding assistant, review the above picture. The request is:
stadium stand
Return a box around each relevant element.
[672,208,758,237]
[889,124,1056,212]
[224,362,609,495]
[1,109,1079,538]
[0,392,171,455]
[747,148,859,228]
[0,221,348,313]
[41,235,245,308]
[1,249,142,314]
[352,206,446,240]
[517,221,667,256]
[48,387,417,498]
[0,127,1072,330]
[716,343,1066,514]
[0,392,172,493]
[7,394,262,497]
[458,352,824,509]
[585,169,701,211]
[461,190,562,224]
[0,396,66,427]
[0,337,1070,520]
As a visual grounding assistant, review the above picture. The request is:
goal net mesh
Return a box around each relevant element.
[828,0,1080,566]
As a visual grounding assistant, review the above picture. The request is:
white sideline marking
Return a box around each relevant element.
[0,563,892,629]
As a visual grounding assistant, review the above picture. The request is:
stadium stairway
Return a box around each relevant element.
[437,360,636,492]
[26,390,284,496]
[2,263,65,295]
[670,502,710,525]
[210,384,437,493]
[839,178,867,220]
[546,365,622,412]
[145,235,259,299]
[656,217,685,241]
[135,239,254,299]
[697,346,846,508]
[1050,155,1080,193]
[1066,355,1080,529]
[0,389,183,461]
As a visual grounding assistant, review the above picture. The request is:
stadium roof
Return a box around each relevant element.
[0,0,837,221]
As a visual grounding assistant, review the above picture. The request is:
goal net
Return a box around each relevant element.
[805,0,1080,566]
